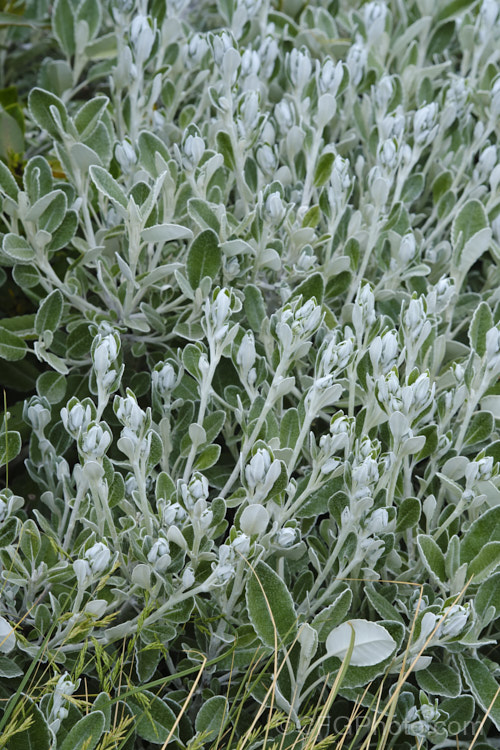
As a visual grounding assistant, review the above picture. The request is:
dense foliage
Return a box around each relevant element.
[1,0,500,747]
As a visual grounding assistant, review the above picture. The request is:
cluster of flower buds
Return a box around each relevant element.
[274,296,323,359]
[47,673,78,735]
[73,541,112,589]
[245,446,281,502]
[91,329,121,391]
[179,472,209,511]
[352,284,377,342]
[204,287,241,347]
[147,537,171,572]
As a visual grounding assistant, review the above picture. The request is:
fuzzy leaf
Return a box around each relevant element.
[186,229,221,289]
[417,534,446,583]
[416,662,461,697]
[195,696,227,742]
[325,619,396,667]
[0,327,27,361]
[35,289,63,336]
[59,712,105,750]
[246,561,297,648]
[89,165,127,209]
[460,656,500,730]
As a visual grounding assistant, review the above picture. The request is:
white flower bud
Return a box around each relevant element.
[73,558,92,588]
[231,532,251,557]
[187,33,209,65]
[181,473,209,510]
[85,542,111,575]
[379,138,398,171]
[240,504,269,535]
[364,1,387,44]
[182,566,195,588]
[61,401,92,436]
[317,58,344,96]
[162,501,187,526]
[211,31,234,68]
[275,99,294,131]
[240,48,260,78]
[237,331,257,375]
[346,37,367,86]
[25,399,51,432]
[130,15,155,63]
[399,233,416,263]
[147,538,171,571]
[413,103,439,146]
[115,140,136,171]
[366,508,389,533]
[256,144,276,174]
[93,334,119,375]
[473,145,497,183]
[183,134,205,170]
[152,362,177,396]
[213,544,235,582]
[265,191,286,224]
[373,75,394,113]
[287,47,312,92]
[115,393,146,432]
[438,604,469,638]
[81,423,111,458]
[276,527,297,547]
[259,35,279,79]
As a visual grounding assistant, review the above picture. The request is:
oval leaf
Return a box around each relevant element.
[246,560,297,648]
[325,619,396,666]
[59,711,105,750]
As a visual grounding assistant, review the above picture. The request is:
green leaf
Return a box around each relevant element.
[216,130,235,170]
[186,229,221,289]
[464,411,494,447]
[246,560,297,648]
[52,0,75,58]
[460,656,500,731]
[364,583,404,624]
[461,505,500,563]
[47,209,78,253]
[188,197,221,233]
[417,534,446,584]
[314,152,335,187]
[28,88,68,140]
[311,588,353,640]
[194,443,221,470]
[439,695,474,734]
[2,233,35,262]
[244,284,266,332]
[437,0,475,21]
[0,327,26,361]
[0,655,24,678]
[475,572,500,619]
[290,273,325,304]
[401,173,425,203]
[59,711,105,750]
[280,408,300,449]
[0,517,18,547]
[127,690,178,743]
[296,476,339,518]
[141,223,193,243]
[452,200,488,248]
[195,695,227,742]
[76,0,101,40]
[468,302,493,357]
[7,694,50,750]
[416,662,461,697]
[36,372,67,404]
[89,165,127,209]
[468,541,500,583]
[0,159,19,200]
[396,496,421,532]
[35,289,63,336]
[138,130,170,176]
[74,96,109,139]
[203,410,225,443]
